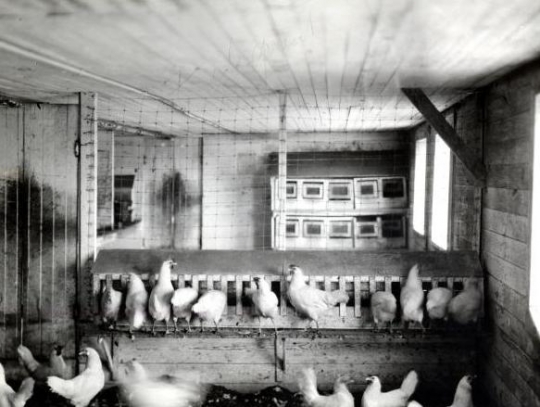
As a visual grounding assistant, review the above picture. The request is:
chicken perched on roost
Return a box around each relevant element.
[171,287,199,333]
[125,273,148,340]
[370,291,397,333]
[287,265,349,331]
[400,265,424,331]
[246,276,279,335]
[191,290,227,333]
[149,259,176,335]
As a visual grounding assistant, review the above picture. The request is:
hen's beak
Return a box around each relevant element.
[78,349,88,357]
[54,345,63,355]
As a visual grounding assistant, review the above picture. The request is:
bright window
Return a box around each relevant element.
[430,134,452,249]
[413,138,427,234]
[530,95,540,329]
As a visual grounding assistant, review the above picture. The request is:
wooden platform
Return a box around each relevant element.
[83,249,484,393]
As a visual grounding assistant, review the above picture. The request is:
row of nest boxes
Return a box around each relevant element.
[271,176,408,214]
[272,214,407,250]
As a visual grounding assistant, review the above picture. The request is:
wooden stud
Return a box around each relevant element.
[401,88,486,186]
[339,276,346,317]
[235,276,243,316]
[280,275,288,316]
[105,275,113,290]
[353,276,361,318]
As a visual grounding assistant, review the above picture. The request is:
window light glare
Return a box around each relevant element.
[413,138,427,235]
[430,135,451,250]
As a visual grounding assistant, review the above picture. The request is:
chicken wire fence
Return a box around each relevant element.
[94,91,435,252]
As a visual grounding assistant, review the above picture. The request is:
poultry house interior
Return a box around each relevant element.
[1,1,540,407]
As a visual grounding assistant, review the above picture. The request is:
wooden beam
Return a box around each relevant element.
[402,88,486,186]
[276,91,287,250]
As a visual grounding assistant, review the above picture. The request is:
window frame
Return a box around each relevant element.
[430,133,453,250]
[529,94,540,332]
[412,137,427,236]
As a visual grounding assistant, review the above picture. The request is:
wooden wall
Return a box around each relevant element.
[407,61,540,406]
[479,61,540,407]
[0,103,78,377]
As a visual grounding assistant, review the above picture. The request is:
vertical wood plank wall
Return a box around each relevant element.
[480,62,540,407]
[407,62,540,406]
[0,103,78,373]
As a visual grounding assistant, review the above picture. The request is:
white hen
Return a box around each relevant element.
[149,259,176,335]
[247,276,279,334]
[400,265,424,330]
[0,363,35,407]
[191,290,227,332]
[298,368,354,407]
[371,291,397,332]
[17,344,67,381]
[447,375,475,407]
[407,402,423,407]
[119,361,204,407]
[125,273,149,339]
[448,280,482,324]
[361,370,418,407]
[171,287,199,333]
[100,283,123,329]
[287,265,349,330]
[47,347,105,407]
[426,287,453,321]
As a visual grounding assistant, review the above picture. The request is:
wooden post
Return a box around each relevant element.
[78,92,98,321]
[401,88,486,186]
[276,92,287,250]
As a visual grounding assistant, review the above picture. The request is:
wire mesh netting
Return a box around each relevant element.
[94,91,455,252]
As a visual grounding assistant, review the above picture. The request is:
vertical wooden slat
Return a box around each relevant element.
[353,276,361,318]
[120,275,128,291]
[309,276,316,288]
[235,276,243,316]
[384,277,392,292]
[280,275,288,316]
[79,92,98,324]
[177,274,185,289]
[275,92,287,250]
[447,277,455,292]
[105,275,113,290]
[92,274,101,322]
[338,276,346,317]
[221,275,228,316]
[369,276,376,294]
[207,274,214,291]
[191,275,199,293]
[324,276,331,293]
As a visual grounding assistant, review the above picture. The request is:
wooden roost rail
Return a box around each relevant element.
[90,249,484,331]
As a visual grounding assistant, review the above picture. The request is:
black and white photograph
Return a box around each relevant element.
[0,1,539,406]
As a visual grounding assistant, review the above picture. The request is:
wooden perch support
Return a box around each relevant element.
[402,88,486,187]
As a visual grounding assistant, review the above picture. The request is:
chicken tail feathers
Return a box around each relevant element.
[400,370,419,398]
[327,290,349,306]
[298,368,319,404]
[47,376,75,399]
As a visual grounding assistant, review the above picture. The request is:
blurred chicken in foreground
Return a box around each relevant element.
[447,375,475,407]
[191,290,227,332]
[361,370,418,407]
[0,362,34,407]
[47,347,104,407]
[125,273,148,339]
[400,265,424,330]
[426,287,453,321]
[370,291,397,333]
[247,276,279,335]
[119,361,205,407]
[171,287,199,333]
[298,368,354,407]
[448,280,482,325]
[17,344,68,381]
[287,265,349,330]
